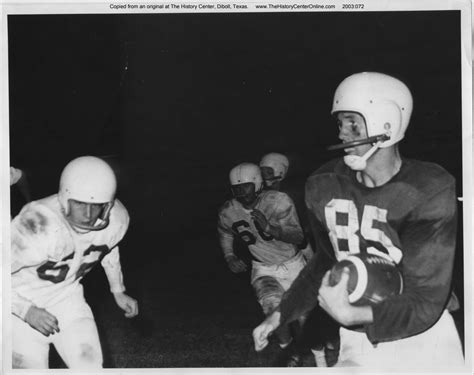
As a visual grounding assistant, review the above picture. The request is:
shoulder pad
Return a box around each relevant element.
[13,200,63,237]
[259,190,293,215]
[218,199,234,215]
[110,199,130,227]
[261,190,292,204]
[309,158,342,178]
[105,199,130,247]
[217,199,237,224]
[404,159,455,190]
[11,199,68,261]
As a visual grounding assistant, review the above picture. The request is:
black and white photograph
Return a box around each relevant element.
[2,0,472,373]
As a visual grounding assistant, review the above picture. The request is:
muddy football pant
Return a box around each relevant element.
[12,286,102,369]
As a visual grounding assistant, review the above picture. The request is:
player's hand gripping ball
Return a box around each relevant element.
[329,253,403,305]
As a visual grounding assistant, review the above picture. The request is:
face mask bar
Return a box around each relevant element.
[65,201,114,231]
[231,182,256,198]
[327,134,390,151]
[260,166,280,182]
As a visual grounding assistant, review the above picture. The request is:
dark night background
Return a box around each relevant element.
[8,11,465,367]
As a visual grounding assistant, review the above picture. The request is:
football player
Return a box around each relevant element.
[259,152,313,262]
[11,156,138,369]
[252,72,464,368]
[217,162,306,352]
[260,152,338,367]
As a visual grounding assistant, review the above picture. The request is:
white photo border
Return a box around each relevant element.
[1,1,472,374]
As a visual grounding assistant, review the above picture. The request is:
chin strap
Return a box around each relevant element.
[343,140,384,171]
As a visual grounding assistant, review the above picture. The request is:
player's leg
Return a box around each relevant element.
[288,305,336,367]
[251,262,291,348]
[50,288,103,369]
[53,315,103,368]
[275,252,312,366]
[275,251,306,292]
[391,310,464,368]
[12,314,51,369]
[336,310,464,368]
[301,305,340,367]
[251,275,290,344]
[300,308,327,367]
[282,314,308,367]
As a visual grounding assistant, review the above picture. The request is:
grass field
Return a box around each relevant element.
[48,230,465,369]
[50,238,304,368]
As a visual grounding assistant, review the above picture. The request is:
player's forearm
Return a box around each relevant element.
[366,266,453,343]
[340,305,373,326]
[12,291,34,320]
[218,234,235,259]
[266,224,303,244]
[366,254,453,343]
[278,254,324,324]
[279,273,319,325]
[279,245,336,326]
[101,248,126,293]
[104,267,126,293]
[366,291,448,344]
[367,244,453,341]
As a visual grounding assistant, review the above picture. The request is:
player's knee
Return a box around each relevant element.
[76,343,102,369]
[261,294,282,315]
[12,352,47,369]
[253,276,284,312]
[12,352,26,369]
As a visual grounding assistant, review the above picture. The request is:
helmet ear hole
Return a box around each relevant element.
[331,72,413,148]
[365,102,402,147]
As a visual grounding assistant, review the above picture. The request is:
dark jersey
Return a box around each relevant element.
[279,158,458,344]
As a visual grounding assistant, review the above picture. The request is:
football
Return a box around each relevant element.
[329,253,403,305]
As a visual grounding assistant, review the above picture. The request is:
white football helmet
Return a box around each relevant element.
[229,163,263,191]
[331,72,413,148]
[259,153,289,182]
[58,156,116,230]
[229,163,263,206]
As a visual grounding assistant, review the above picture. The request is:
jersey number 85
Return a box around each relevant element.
[325,198,402,264]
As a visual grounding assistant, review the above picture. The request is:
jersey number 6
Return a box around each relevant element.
[232,220,273,245]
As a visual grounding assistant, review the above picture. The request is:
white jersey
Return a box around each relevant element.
[218,190,302,265]
[11,194,129,320]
